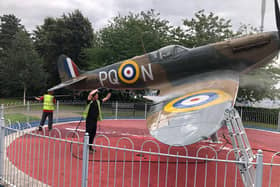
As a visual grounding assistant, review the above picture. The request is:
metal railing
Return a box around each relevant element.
[236,106,280,130]
[0,123,268,187]
[2,101,280,131]
[1,103,280,186]
[2,101,148,126]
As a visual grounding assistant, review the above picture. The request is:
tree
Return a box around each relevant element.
[0,14,23,55]
[62,10,94,67]
[0,14,46,100]
[83,9,174,69]
[0,14,24,92]
[33,10,94,88]
[0,30,46,102]
[238,61,280,102]
[80,47,115,70]
[179,9,236,47]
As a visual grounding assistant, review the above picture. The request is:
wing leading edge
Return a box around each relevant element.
[48,76,87,91]
[146,71,239,146]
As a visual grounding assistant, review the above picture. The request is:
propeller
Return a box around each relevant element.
[275,0,280,32]
[260,0,266,32]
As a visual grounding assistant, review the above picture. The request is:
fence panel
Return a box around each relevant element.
[2,103,280,186]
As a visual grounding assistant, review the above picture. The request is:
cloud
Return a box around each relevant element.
[0,0,277,33]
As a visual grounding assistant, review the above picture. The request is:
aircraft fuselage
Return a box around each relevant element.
[65,31,279,93]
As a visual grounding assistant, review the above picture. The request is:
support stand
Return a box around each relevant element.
[224,108,255,187]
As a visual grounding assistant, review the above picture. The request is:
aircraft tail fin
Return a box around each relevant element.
[57,54,82,82]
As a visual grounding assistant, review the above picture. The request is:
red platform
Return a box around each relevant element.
[6,120,280,186]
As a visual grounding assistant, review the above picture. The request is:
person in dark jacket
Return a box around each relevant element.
[84,89,111,152]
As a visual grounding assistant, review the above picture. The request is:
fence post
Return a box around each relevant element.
[27,101,30,123]
[0,104,5,179]
[255,149,263,187]
[277,112,280,131]
[144,103,147,119]
[82,133,89,187]
[115,101,118,120]
[56,100,59,124]
[240,107,243,120]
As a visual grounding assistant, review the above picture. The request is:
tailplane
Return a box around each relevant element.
[58,54,82,82]
[48,55,86,91]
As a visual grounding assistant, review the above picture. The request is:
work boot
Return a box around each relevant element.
[89,147,96,153]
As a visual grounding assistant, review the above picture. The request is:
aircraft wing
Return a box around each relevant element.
[146,71,239,146]
[48,76,87,91]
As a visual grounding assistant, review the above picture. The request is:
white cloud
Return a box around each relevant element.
[0,0,277,33]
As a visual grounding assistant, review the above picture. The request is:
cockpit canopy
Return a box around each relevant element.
[149,45,189,62]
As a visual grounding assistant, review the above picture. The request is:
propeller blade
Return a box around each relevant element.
[275,0,280,31]
[261,0,266,32]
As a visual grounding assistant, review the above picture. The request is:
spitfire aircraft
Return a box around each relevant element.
[49,0,280,146]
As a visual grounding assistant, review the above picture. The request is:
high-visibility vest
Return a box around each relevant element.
[83,101,92,119]
[97,100,103,121]
[43,94,55,111]
[83,100,103,121]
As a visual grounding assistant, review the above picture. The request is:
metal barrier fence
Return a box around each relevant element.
[236,106,280,131]
[2,101,280,131]
[1,103,280,186]
[0,123,269,187]
[2,101,148,127]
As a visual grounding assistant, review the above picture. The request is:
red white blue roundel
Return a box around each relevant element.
[118,60,140,84]
[123,65,135,79]
[164,89,232,113]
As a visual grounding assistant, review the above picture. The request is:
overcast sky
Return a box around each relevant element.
[0,0,277,33]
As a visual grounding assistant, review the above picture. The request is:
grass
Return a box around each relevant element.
[2,102,145,125]
[4,113,40,124]
[1,98,277,130]
[243,121,277,130]
[0,98,22,105]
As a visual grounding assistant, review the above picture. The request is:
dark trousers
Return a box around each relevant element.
[40,111,53,129]
[86,119,97,149]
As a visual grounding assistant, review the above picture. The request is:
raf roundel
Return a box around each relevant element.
[164,89,232,113]
[118,60,140,84]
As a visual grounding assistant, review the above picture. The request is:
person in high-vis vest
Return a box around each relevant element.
[35,91,56,131]
[84,89,111,152]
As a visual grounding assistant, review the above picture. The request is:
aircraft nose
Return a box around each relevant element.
[267,31,280,50]
[272,31,280,49]
[276,31,280,49]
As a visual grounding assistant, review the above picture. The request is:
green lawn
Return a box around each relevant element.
[0,98,23,105]
[1,99,277,129]
[243,121,278,130]
[4,113,40,124]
